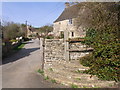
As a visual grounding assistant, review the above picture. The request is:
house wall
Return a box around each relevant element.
[27,26,37,38]
[53,18,86,38]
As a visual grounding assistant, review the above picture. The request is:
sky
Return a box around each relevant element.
[2,2,65,27]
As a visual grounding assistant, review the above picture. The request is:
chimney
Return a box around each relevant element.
[65,2,70,8]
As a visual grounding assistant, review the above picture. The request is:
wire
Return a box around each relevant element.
[40,3,65,23]
[2,1,66,27]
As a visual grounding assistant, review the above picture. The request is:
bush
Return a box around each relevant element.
[80,28,120,81]
[80,53,93,67]
[22,37,31,41]
[46,35,54,39]
[10,39,18,43]
[77,2,120,82]
[3,22,25,40]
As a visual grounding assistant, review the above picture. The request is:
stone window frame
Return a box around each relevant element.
[69,18,72,24]
[71,31,74,37]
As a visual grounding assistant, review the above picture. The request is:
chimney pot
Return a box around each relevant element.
[65,2,70,8]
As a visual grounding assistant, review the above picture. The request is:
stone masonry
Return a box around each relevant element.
[44,39,90,62]
[44,39,64,62]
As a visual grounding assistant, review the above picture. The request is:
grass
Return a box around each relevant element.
[83,86,100,88]
[49,68,53,71]
[71,84,79,88]
[2,43,5,46]
[75,70,83,73]
[37,69,44,76]
[51,79,57,83]
[93,87,100,88]
[13,43,25,50]
[44,76,49,80]
[75,78,81,80]
[83,86,88,88]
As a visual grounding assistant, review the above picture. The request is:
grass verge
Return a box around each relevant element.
[13,43,25,51]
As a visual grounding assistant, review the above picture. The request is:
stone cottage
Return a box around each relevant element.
[53,2,86,39]
[27,25,37,38]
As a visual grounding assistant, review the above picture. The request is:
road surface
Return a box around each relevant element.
[2,39,67,88]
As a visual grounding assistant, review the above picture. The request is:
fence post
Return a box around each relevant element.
[64,28,69,61]
[40,38,45,71]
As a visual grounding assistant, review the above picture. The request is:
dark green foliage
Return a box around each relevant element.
[51,79,57,83]
[78,2,120,82]
[80,28,120,81]
[37,69,44,76]
[13,43,25,51]
[36,25,53,34]
[22,37,31,41]
[80,53,93,67]
[46,35,54,39]
[2,22,25,42]
[10,39,18,43]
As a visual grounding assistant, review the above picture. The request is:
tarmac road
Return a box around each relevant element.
[2,39,67,88]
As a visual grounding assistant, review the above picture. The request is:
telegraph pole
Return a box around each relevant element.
[25,20,28,38]
[0,19,2,39]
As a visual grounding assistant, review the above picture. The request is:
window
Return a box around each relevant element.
[69,19,72,24]
[60,31,64,38]
[71,32,74,37]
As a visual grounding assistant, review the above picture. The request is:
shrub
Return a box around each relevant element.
[80,28,120,81]
[10,39,18,43]
[77,2,120,82]
[46,35,54,39]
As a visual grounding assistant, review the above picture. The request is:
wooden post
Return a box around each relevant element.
[25,21,28,38]
[41,38,45,71]
[64,27,69,61]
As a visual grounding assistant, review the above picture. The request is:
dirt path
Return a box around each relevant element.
[2,39,66,88]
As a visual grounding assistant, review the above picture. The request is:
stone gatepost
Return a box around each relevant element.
[64,28,69,61]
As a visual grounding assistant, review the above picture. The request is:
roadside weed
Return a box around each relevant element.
[49,68,53,71]
[51,79,57,83]
[75,78,81,80]
[75,70,83,73]
[44,76,49,80]
[37,69,44,75]
[71,84,79,88]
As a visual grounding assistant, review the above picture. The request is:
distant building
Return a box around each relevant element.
[27,25,37,38]
[53,2,86,38]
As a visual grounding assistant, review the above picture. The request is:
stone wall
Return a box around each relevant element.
[69,42,89,60]
[44,39,91,62]
[44,39,64,62]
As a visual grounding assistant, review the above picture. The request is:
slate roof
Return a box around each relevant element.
[54,4,80,23]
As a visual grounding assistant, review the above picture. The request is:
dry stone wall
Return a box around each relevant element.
[44,39,90,62]
[44,39,64,62]
[69,42,89,60]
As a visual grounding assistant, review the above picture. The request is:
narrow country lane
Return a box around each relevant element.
[2,39,66,88]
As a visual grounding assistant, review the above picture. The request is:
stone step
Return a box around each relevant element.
[46,67,99,82]
[52,64,88,73]
[44,69,115,88]
[44,60,116,88]
[46,60,89,71]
